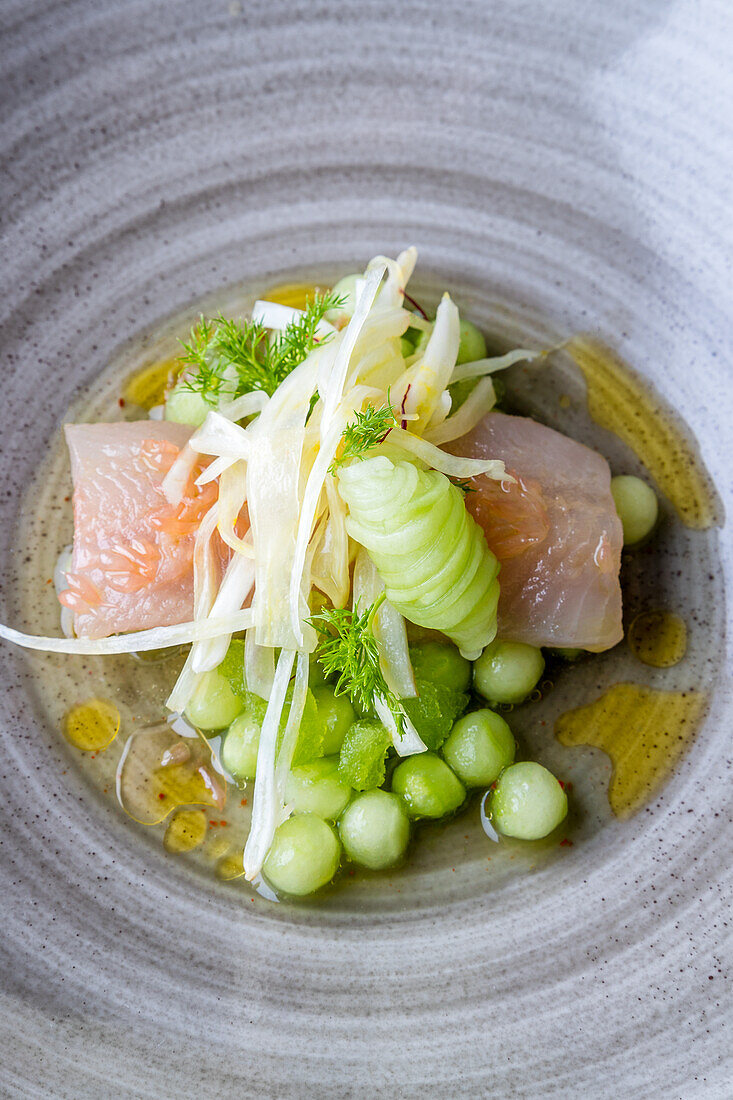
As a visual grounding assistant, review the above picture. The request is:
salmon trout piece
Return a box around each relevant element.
[449,412,623,651]
[61,421,210,639]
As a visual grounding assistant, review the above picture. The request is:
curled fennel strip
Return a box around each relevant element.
[243,647,297,880]
[0,611,254,655]
[245,623,275,699]
[191,553,255,673]
[424,376,497,446]
[450,348,540,384]
[161,443,198,506]
[401,293,460,434]
[388,426,511,482]
[252,300,336,338]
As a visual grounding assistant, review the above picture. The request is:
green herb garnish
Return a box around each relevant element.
[179,291,342,405]
[329,402,398,473]
[309,595,403,727]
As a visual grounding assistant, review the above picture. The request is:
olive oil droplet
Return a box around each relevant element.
[565,338,722,530]
[555,683,706,818]
[263,283,321,309]
[64,699,120,751]
[628,610,687,668]
[217,850,245,880]
[124,357,180,410]
[163,809,208,853]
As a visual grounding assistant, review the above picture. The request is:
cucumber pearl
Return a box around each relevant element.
[409,641,472,693]
[164,382,213,429]
[391,752,465,819]
[339,789,410,870]
[262,814,341,897]
[610,475,658,545]
[441,709,515,787]
[221,703,265,781]
[473,639,545,705]
[312,685,356,755]
[489,762,567,840]
[185,669,245,731]
[456,318,487,364]
[285,757,353,821]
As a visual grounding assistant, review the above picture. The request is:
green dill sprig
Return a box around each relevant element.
[309,595,404,727]
[179,290,342,406]
[329,401,398,474]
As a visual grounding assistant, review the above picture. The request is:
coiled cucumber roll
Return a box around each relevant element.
[337,456,500,660]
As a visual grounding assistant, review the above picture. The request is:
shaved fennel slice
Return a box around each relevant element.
[319,264,385,436]
[192,504,219,616]
[53,546,74,638]
[424,377,497,446]
[217,461,254,556]
[352,548,416,699]
[274,650,309,799]
[0,610,254,655]
[196,455,232,487]
[218,389,269,423]
[191,553,255,673]
[252,300,336,339]
[388,426,511,481]
[366,247,417,310]
[189,411,251,460]
[374,695,426,757]
[245,624,275,699]
[166,650,200,714]
[243,647,297,880]
[247,354,319,649]
[310,478,350,608]
[161,443,197,506]
[425,390,452,431]
[289,385,378,645]
[450,348,540,384]
[400,294,460,434]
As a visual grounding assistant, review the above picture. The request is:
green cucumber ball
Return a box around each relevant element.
[312,685,357,755]
[610,475,658,545]
[456,318,487,364]
[339,789,410,870]
[285,757,353,821]
[391,752,466,819]
[409,641,472,693]
[262,814,341,897]
[185,670,245,731]
[441,709,515,787]
[221,710,261,781]
[489,762,568,840]
[473,639,545,705]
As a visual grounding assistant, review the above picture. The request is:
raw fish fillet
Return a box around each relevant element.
[61,421,213,639]
[449,412,623,651]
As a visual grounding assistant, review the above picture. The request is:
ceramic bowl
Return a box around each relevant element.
[1,1,731,1095]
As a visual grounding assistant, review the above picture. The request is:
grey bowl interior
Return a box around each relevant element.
[1,1,731,1096]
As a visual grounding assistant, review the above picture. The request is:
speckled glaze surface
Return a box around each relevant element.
[1,1,732,1096]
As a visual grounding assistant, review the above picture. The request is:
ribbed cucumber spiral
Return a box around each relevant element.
[337,456,500,660]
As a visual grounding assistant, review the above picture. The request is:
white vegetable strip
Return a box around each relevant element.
[217,461,254,556]
[218,389,269,423]
[189,411,251,460]
[352,548,416,699]
[245,625,275,699]
[274,650,309,799]
[310,478,350,608]
[166,653,200,713]
[320,264,385,436]
[243,647,296,880]
[252,300,336,338]
[450,348,540,384]
[195,455,232,487]
[424,376,497,446]
[401,294,460,433]
[374,695,426,757]
[191,553,256,673]
[161,443,197,506]
[0,611,254,655]
[480,789,500,843]
[388,426,511,481]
